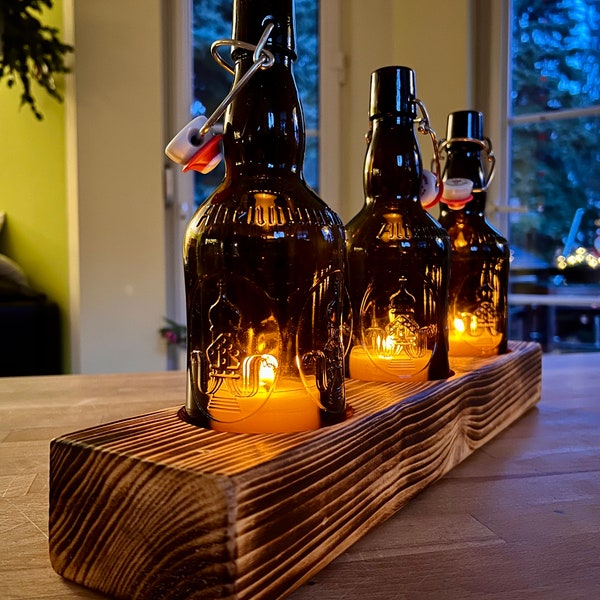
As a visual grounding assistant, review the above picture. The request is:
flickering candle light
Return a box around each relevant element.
[448,315,503,357]
[205,353,321,433]
[348,315,433,382]
[348,346,431,382]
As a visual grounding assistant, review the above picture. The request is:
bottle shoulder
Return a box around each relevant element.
[440,211,506,234]
[346,200,450,250]
[190,176,344,234]
[198,175,329,208]
[440,212,509,255]
[347,199,444,228]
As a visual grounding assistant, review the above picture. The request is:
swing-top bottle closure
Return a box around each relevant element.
[437,135,496,210]
[165,23,276,174]
[412,98,446,210]
[365,74,443,211]
[370,95,445,210]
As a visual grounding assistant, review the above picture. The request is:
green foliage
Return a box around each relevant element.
[0,0,73,119]
[192,0,317,125]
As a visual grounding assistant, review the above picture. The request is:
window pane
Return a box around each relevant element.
[192,0,232,120]
[295,0,319,133]
[304,135,319,187]
[511,0,600,115]
[508,114,600,266]
[192,0,319,204]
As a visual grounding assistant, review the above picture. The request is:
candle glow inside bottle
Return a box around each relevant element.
[182,0,347,433]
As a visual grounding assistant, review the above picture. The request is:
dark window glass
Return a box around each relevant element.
[511,0,600,116]
[509,0,600,269]
[509,114,600,264]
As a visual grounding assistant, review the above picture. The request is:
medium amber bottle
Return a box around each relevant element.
[182,0,347,433]
[345,66,451,383]
[438,110,509,357]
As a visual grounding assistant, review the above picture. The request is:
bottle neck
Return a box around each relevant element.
[440,144,487,216]
[223,7,305,178]
[364,115,422,204]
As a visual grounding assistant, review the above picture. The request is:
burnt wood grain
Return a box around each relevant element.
[49,341,542,600]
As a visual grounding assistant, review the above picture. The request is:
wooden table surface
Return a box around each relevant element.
[1,351,599,600]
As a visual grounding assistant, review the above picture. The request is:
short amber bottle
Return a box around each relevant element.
[438,110,509,357]
[345,66,451,383]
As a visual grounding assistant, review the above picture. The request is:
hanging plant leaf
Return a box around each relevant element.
[0,0,74,119]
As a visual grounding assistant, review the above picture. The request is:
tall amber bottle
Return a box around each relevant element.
[438,110,509,357]
[346,66,451,382]
[183,0,347,433]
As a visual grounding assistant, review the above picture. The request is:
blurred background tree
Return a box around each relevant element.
[509,0,600,266]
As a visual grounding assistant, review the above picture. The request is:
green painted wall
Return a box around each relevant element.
[0,0,70,371]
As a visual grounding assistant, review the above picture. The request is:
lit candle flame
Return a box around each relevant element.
[453,317,466,334]
[469,315,478,335]
[258,355,278,390]
[375,334,397,355]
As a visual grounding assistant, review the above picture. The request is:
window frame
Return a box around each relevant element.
[318,0,343,212]
[472,0,511,236]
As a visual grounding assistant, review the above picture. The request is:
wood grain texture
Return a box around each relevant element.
[48,342,542,600]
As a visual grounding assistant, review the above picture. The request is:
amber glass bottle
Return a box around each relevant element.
[438,110,509,357]
[345,66,451,383]
[183,0,347,433]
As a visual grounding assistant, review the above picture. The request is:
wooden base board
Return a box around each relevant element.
[49,341,542,600]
